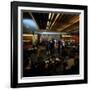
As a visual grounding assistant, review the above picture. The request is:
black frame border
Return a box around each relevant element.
[11,1,88,88]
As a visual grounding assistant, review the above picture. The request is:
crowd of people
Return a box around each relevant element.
[23,37,79,77]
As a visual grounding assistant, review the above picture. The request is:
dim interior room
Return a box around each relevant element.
[20,7,81,78]
[23,11,79,48]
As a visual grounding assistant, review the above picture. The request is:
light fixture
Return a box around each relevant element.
[48,13,51,20]
[47,21,49,26]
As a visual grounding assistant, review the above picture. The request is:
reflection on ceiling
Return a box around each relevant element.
[22,11,80,34]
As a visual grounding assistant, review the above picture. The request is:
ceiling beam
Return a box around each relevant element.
[57,17,79,32]
[28,12,40,30]
[50,13,63,30]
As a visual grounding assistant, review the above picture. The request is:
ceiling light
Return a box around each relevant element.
[47,21,49,26]
[49,13,51,20]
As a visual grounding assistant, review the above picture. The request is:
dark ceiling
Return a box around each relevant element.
[23,11,79,34]
[23,12,32,19]
[32,12,48,29]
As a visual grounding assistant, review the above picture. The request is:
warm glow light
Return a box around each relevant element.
[49,13,51,20]
[62,35,72,37]
[23,40,31,42]
[51,13,54,21]
[47,21,49,26]
[23,34,37,37]
[50,13,60,29]
[23,34,33,36]
[46,27,49,30]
